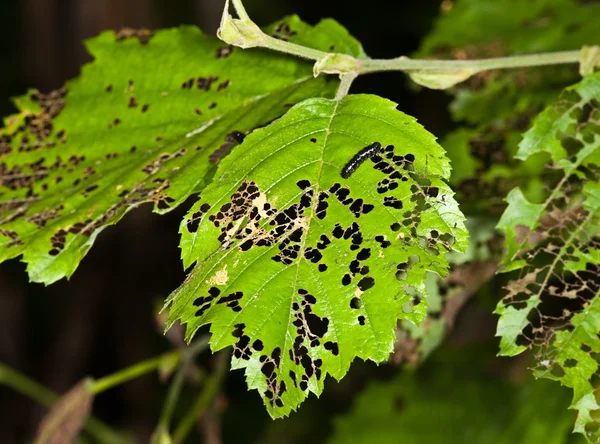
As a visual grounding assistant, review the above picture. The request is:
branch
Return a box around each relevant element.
[150,336,210,443]
[219,0,589,90]
[335,73,358,101]
[91,350,181,395]
[172,350,230,444]
[358,51,581,73]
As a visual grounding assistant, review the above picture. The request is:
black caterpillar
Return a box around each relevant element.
[341,142,382,179]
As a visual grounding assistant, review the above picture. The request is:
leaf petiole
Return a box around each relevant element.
[91,350,181,395]
[172,350,230,444]
[150,336,211,443]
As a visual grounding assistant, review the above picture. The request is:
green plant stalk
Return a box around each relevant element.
[226,0,583,76]
[91,349,181,395]
[0,362,128,444]
[151,336,211,442]
[259,31,329,61]
[230,0,250,20]
[358,50,582,74]
[172,351,230,444]
[335,73,359,101]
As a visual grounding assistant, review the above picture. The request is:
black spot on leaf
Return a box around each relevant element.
[350,297,362,309]
[324,341,339,356]
[357,276,375,291]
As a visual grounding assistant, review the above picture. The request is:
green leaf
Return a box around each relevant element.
[0,18,363,284]
[580,46,600,77]
[329,348,575,444]
[497,188,545,271]
[517,74,600,161]
[218,1,265,49]
[166,94,468,417]
[394,217,499,365]
[495,73,600,441]
[407,69,476,90]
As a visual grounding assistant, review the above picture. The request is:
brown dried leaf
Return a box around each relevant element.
[34,379,94,444]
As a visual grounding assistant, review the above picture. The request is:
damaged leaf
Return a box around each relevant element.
[166,94,468,417]
[392,217,500,366]
[495,73,600,441]
[0,17,364,284]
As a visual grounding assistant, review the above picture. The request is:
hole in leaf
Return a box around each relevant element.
[563,358,578,368]
[350,297,362,309]
[357,277,375,291]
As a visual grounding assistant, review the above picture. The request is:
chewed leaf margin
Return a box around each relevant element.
[392,216,500,366]
[166,93,468,418]
[495,73,600,441]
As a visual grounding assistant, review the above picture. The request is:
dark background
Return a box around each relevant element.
[0,1,454,442]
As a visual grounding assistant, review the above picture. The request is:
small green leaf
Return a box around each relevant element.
[0,18,363,284]
[313,53,360,76]
[580,46,600,77]
[496,188,545,270]
[517,73,600,161]
[408,69,476,90]
[166,94,468,417]
[218,0,265,49]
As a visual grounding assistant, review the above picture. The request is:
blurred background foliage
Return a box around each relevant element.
[0,0,597,442]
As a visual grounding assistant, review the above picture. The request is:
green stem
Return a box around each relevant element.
[335,73,358,101]
[172,351,230,444]
[260,33,329,61]
[220,0,585,79]
[0,362,128,444]
[230,0,250,20]
[357,50,582,74]
[91,350,181,395]
[0,362,56,405]
[151,337,210,442]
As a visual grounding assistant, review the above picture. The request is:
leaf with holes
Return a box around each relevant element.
[0,17,364,284]
[495,73,600,441]
[393,217,499,366]
[166,94,468,417]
